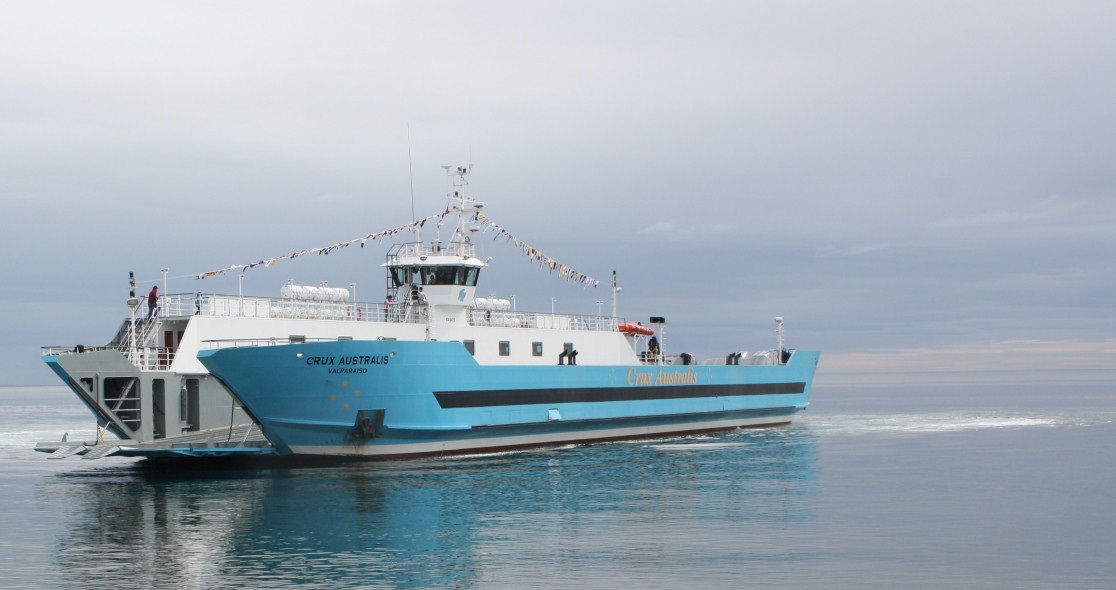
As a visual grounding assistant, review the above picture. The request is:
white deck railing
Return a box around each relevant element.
[157,293,401,323]
[389,240,475,260]
[154,292,619,333]
[42,293,627,370]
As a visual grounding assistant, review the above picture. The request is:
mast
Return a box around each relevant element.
[611,270,621,319]
[441,164,480,244]
[775,317,785,364]
[385,165,488,338]
[127,271,139,359]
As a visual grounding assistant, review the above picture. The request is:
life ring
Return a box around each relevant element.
[348,306,362,320]
[618,322,654,336]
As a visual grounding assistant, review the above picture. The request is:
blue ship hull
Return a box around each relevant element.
[198,341,819,459]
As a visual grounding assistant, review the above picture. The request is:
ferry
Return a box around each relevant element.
[39,166,818,460]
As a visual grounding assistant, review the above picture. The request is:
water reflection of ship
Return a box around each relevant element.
[51,429,816,587]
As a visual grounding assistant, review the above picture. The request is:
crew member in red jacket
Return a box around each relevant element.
[147,286,159,318]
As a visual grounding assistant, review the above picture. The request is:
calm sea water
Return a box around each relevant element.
[2,370,1114,589]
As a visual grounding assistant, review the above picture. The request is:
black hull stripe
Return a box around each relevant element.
[434,382,807,409]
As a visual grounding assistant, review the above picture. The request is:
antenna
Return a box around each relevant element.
[407,125,416,223]
[444,164,472,198]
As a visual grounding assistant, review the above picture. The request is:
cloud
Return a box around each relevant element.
[3,2,1116,384]
[312,193,354,204]
[822,339,1116,373]
[930,195,1088,229]
[817,243,890,257]
[643,221,678,234]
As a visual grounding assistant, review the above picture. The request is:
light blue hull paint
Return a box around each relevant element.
[198,341,819,459]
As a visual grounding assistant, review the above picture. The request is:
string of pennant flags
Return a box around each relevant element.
[194,208,599,287]
[474,213,599,287]
[195,209,451,279]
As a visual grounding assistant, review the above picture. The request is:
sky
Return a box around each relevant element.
[2,1,1114,385]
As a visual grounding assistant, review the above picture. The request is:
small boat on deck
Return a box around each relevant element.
[617,322,655,336]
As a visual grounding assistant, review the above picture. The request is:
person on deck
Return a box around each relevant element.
[147,286,159,318]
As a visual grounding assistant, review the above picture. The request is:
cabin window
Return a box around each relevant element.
[443,267,458,285]
[464,267,480,286]
[532,342,543,357]
[463,340,475,356]
[390,267,410,287]
[499,341,510,356]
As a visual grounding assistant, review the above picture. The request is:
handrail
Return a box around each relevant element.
[202,337,349,349]
[151,291,620,333]
[154,292,410,323]
[388,240,476,260]
[467,309,616,331]
[42,344,175,370]
[43,292,629,370]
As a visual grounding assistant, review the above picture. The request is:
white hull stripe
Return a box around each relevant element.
[287,412,797,458]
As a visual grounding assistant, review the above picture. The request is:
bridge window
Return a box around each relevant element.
[463,267,479,286]
[392,265,481,286]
